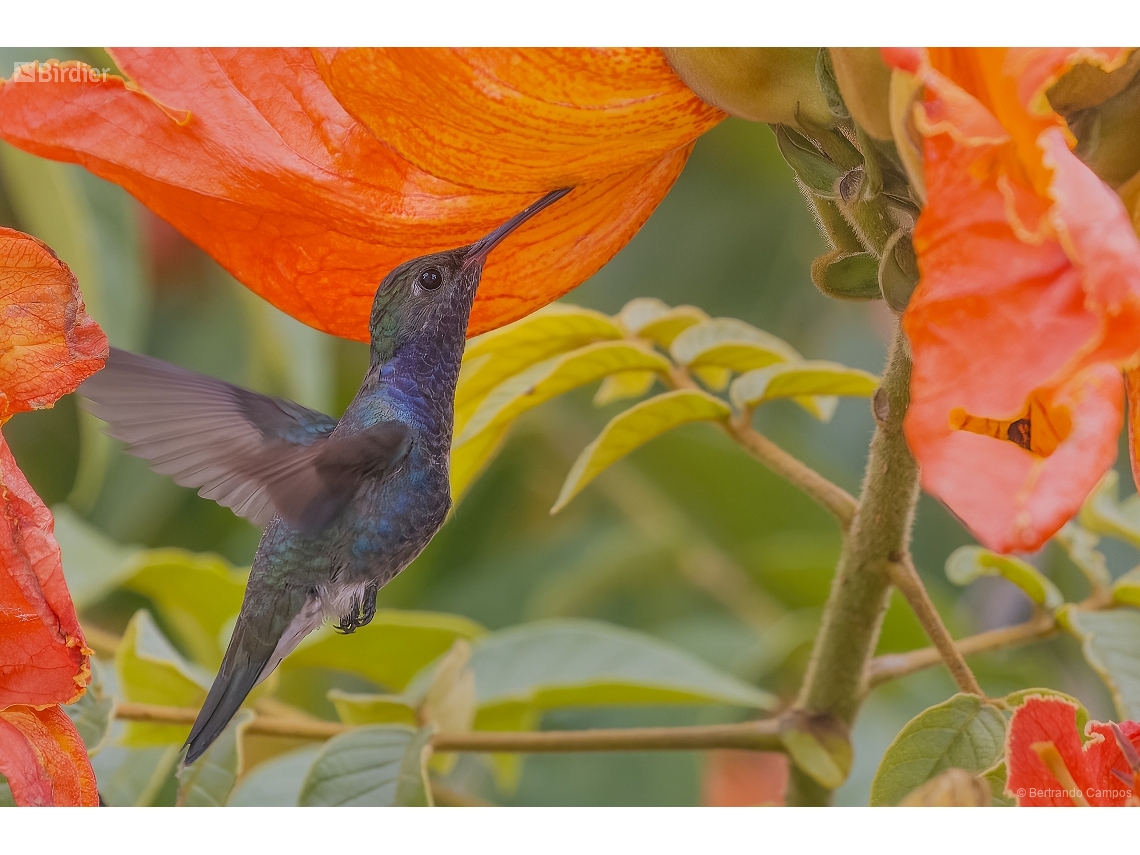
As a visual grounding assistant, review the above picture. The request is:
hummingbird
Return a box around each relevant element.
[80,188,571,765]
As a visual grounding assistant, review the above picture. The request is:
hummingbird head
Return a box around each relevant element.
[368,188,571,362]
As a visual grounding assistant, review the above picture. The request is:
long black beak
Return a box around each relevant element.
[462,188,572,271]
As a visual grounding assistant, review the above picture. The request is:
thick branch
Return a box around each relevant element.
[887,555,984,697]
[786,324,919,805]
[113,702,784,752]
[867,614,1058,687]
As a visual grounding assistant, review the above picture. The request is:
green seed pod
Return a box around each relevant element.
[663,48,833,127]
[879,229,919,312]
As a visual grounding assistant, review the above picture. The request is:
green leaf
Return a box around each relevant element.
[227,745,322,806]
[1113,569,1140,608]
[115,610,210,747]
[1063,606,1140,719]
[281,610,485,693]
[298,725,434,807]
[328,691,419,727]
[65,658,114,756]
[670,318,800,373]
[690,365,732,392]
[450,419,512,504]
[729,361,880,416]
[176,710,254,806]
[1078,470,1140,549]
[53,506,142,610]
[456,304,623,430]
[982,761,1015,807]
[945,546,1064,610]
[552,390,732,513]
[593,370,657,406]
[455,342,672,445]
[1054,522,1112,592]
[456,618,777,715]
[0,778,13,807]
[869,693,1007,806]
[92,744,181,806]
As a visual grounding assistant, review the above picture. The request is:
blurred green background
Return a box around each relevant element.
[1,47,1132,806]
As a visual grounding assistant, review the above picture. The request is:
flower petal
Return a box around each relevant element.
[313,48,723,193]
[0,50,711,339]
[1006,695,1093,806]
[0,434,90,706]
[0,227,106,419]
[889,48,1140,551]
[0,705,97,806]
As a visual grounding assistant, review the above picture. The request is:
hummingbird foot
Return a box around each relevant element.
[334,582,380,634]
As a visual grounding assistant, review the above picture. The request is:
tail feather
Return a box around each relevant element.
[183,590,320,766]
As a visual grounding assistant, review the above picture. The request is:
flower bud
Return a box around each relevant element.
[811,249,882,301]
[663,48,832,127]
[774,124,844,198]
[829,49,893,140]
[878,229,919,312]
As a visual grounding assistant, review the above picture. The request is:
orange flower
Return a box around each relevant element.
[1005,695,1140,806]
[884,48,1140,553]
[0,705,99,806]
[0,49,722,340]
[1,226,105,805]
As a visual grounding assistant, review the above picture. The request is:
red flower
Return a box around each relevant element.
[1006,695,1140,806]
[0,49,722,340]
[1,226,105,806]
[883,48,1140,553]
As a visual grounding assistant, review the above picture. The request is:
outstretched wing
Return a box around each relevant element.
[80,348,410,532]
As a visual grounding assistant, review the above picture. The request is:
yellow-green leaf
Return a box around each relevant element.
[1003,688,1090,733]
[299,724,433,807]
[945,546,1065,610]
[612,296,711,347]
[691,365,731,392]
[1078,470,1140,549]
[53,505,142,610]
[455,342,672,446]
[1113,568,1140,608]
[456,304,623,431]
[327,691,419,727]
[593,370,657,406]
[450,419,512,503]
[281,610,485,693]
[552,390,731,514]
[115,610,210,747]
[1054,522,1112,592]
[118,549,248,669]
[670,318,800,371]
[729,361,880,414]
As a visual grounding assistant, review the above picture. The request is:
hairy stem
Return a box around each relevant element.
[887,555,984,697]
[786,324,919,805]
[867,614,1058,687]
[113,702,784,752]
[726,416,857,529]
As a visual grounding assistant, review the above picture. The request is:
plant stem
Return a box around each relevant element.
[887,555,984,697]
[112,702,785,752]
[866,614,1058,687]
[785,324,919,806]
[664,365,857,529]
[726,416,857,529]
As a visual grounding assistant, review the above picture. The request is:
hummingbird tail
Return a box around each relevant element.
[183,593,320,766]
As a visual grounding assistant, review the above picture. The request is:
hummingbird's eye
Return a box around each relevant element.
[418,268,443,291]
